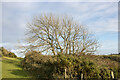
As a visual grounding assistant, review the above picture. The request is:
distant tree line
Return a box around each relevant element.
[0,47,17,58]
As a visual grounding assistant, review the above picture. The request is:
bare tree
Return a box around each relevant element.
[22,13,99,55]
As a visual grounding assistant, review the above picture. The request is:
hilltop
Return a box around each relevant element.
[0,47,17,58]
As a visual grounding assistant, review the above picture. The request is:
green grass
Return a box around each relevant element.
[2,56,32,78]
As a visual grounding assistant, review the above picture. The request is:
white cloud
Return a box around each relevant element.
[1,0,119,2]
[11,49,25,57]
[97,40,118,55]
[3,2,118,33]
[65,2,118,33]
[87,18,118,33]
[0,3,2,43]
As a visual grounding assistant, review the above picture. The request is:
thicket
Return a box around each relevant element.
[0,47,17,58]
[21,51,120,79]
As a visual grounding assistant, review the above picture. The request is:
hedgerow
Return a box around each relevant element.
[21,51,120,79]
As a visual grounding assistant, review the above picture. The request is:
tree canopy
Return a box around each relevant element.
[22,14,99,55]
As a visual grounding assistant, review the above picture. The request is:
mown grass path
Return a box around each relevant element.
[2,56,32,78]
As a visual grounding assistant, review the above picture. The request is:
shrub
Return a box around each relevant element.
[0,47,17,58]
[0,51,2,57]
[21,53,119,79]
[21,51,55,79]
[53,54,102,79]
[8,52,17,58]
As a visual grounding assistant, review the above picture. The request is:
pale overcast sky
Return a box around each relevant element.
[1,2,118,56]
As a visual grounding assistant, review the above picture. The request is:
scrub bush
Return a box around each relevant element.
[21,52,119,79]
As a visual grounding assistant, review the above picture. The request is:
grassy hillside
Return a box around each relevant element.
[2,56,32,78]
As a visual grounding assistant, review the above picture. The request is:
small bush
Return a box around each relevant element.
[8,52,17,58]
[0,51,2,57]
